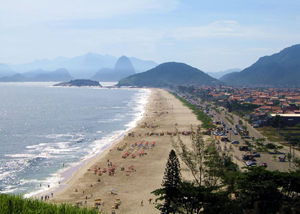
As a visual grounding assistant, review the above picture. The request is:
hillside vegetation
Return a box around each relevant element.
[118,62,221,87]
[221,44,300,86]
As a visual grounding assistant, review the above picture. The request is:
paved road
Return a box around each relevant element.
[209,108,294,172]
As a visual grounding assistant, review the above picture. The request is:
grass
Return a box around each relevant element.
[256,127,285,142]
[225,116,234,125]
[0,194,102,214]
[171,92,216,129]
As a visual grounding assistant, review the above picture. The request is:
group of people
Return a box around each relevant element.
[40,193,53,201]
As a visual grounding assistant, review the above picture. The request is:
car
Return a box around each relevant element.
[262,162,267,167]
[244,135,251,139]
[253,153,260,157]
[246,161,257,167]
[231,140,239,144]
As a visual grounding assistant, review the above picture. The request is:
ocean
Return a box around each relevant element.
[0,82,150,197]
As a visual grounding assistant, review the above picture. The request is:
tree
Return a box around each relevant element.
[271,115,285,129]
[172,125,210,186]
[235,167,282,213]
[152,150,182,214]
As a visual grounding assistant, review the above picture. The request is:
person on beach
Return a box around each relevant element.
[148,198,152,204]
[141,200,143,206]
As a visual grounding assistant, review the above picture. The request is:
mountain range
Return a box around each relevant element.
[220,44,300,86]
[3,53,157,79]
[91,56,136,82]
[117,62,221,87]
[206,68,241,79]
[1,43,300,86]
[0,54,158,82]
[0,68,73,82]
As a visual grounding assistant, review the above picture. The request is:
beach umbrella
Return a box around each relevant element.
[110,188,115,191]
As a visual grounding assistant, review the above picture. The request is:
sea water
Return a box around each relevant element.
[0,82,150,197]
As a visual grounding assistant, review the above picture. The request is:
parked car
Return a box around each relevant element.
[262,162,267,167]
[231,140,239,144]
[244,135,251,139]
[253,152,260,157]
[246,161,257,167]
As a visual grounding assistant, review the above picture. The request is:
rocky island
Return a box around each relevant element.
[54,79,101,87]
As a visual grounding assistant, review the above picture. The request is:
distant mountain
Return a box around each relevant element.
[0,73,27,82]
[8,53,116,79]
[221,44,300,86]
[91,68,114,81]
[91,56,136,82]
[129,57,158,73]
[0,63,16,78]
[34,68,73,82]
[22,69,47,78]
[219,71,240,82]
[54,79,101,87]
[8,53,157,79]
[206,68,241,79]
[117,62,221,87]
[114,56,135,79]
[0,68,73,82]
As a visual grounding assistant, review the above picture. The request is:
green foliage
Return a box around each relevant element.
[54,79,101,87]
[271,115,286,129]
[172,125,209,186]
[118,62,221,87]
[238,119,243,126]
[171,93,215,129]
[227,100,259,114]
[265,143,276,149]
[225,116,233,125]
[236,167,283,213]
[0,194,100,214]
[221,44,300,86]
[152,150,182,214]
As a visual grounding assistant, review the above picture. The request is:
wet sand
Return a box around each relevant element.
[42,88,201,213]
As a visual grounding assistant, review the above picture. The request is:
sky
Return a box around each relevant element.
[0,0,299,72]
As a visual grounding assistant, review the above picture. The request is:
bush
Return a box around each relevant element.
[0,194,100,214]
[266,143,276,149]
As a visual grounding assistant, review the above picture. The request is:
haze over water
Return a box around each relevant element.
[0,82,150,197]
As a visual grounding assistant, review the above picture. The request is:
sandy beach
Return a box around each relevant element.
[42,88,201,213]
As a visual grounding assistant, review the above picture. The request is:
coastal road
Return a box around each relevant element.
[210,108,293,172]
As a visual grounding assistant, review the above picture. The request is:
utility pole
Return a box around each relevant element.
[290,143,292,168]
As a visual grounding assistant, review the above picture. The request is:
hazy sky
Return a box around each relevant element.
[0,0,299,72]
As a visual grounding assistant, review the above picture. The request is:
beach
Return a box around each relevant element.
[43,88,201,213]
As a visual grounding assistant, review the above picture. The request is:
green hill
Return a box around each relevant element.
[117,62,221,87]
[222,44,300,86]
[54,79,101,87]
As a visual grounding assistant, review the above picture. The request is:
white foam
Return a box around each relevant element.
[24,88,151,198]
[0,171,14,180]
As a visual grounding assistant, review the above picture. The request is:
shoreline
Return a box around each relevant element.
[44,88,201,214]
[29,88,151,199]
